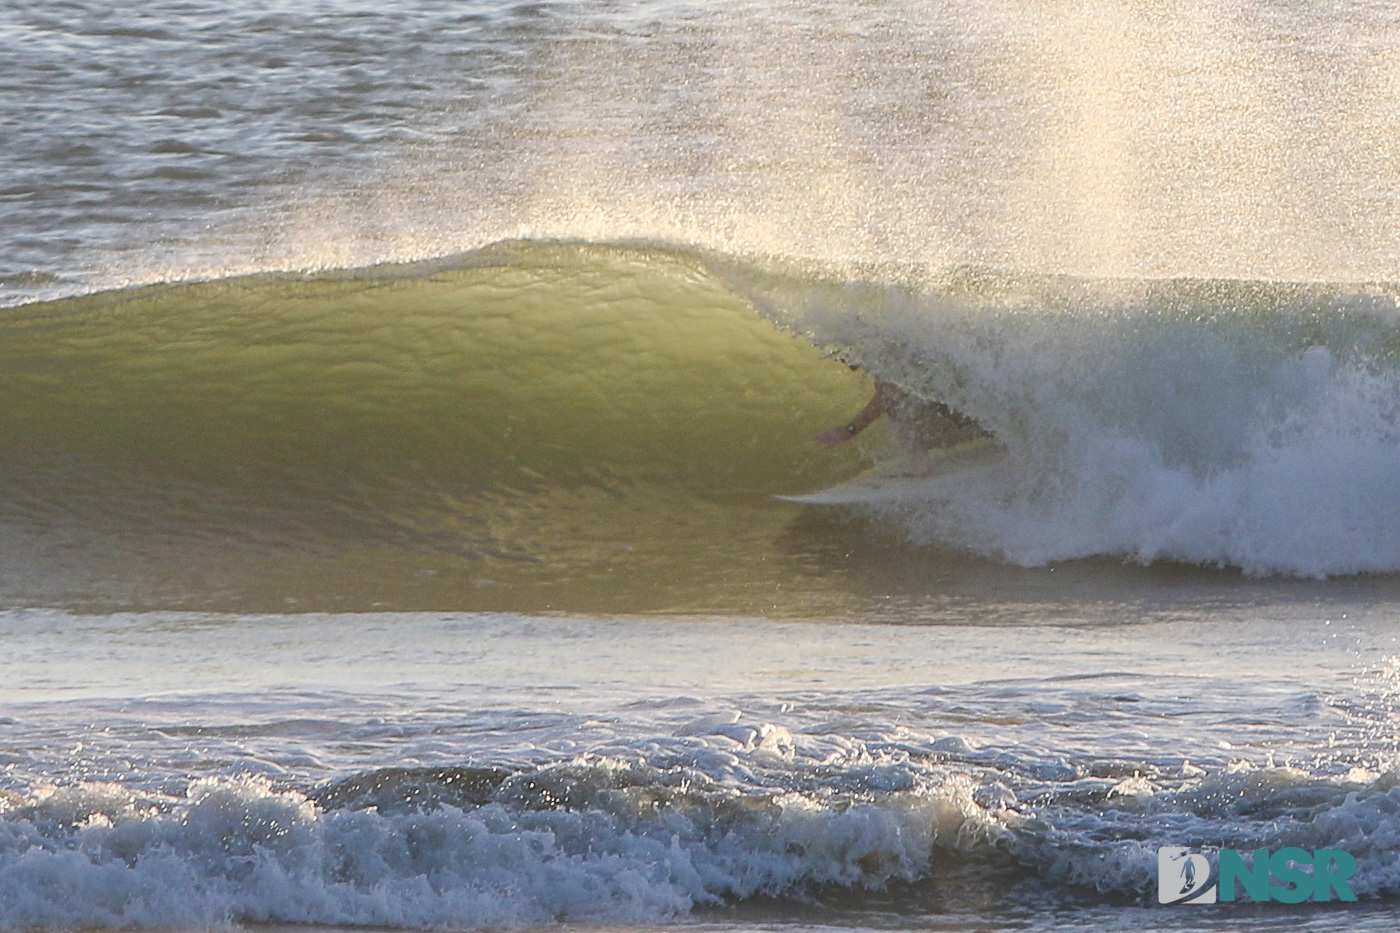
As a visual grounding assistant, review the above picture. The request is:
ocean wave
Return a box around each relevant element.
[2,707,1398,931]
[4,239,1400,612]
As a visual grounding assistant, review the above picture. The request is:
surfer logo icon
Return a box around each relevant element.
[1158,848,1217,904]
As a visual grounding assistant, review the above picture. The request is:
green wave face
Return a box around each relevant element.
[13,239,1400,609]
[0,242,886,613]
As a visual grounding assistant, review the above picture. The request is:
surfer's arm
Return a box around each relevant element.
[815,387,888,448]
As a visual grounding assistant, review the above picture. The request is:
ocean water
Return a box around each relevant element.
[4,1,1400,931]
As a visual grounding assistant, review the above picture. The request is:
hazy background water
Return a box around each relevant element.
[9,0,1400,307]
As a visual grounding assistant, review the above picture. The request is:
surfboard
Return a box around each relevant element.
[778,437,1008,505]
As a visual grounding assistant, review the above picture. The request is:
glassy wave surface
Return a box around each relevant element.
[5,240,1400,615]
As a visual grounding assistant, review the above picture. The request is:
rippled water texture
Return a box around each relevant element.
[8,0,1400,303]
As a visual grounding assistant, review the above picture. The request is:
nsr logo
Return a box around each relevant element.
[1158,847,1358,905]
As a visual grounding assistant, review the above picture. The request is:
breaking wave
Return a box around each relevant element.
[5,239,1400,612]
[3,688,1399,930]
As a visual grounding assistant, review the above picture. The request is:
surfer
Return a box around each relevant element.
[816,380,989,451]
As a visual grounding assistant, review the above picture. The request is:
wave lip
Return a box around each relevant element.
[725,261,1400,577]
